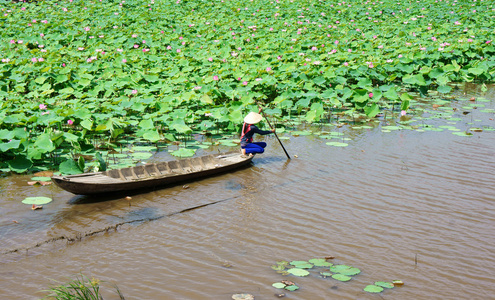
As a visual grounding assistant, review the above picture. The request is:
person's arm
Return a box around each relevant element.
[252,125,275,135]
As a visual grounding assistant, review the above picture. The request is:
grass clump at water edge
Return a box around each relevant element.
[43,274,125,300]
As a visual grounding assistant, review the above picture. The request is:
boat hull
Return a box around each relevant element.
[51,152,254,195]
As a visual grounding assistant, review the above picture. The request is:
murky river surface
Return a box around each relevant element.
[1,84,494,300]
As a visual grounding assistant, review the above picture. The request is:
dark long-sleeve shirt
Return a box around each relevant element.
[240,124,272,147]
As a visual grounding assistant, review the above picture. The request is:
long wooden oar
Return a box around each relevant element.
[257,103,291,160]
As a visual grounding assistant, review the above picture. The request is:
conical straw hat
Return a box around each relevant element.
[243,112,262,124]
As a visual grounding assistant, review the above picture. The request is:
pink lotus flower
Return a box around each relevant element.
[84,27,90,31]
[62,63,66,67]
[31,58,38,63]
[39,104,47,110]
[122,59,127,63]
[242,81,248,86]
[134,44,139,48]
[67,119,74,125]
[131,90,138,95]
[208,57,213,62]
[400,110,407,116]
[311,46,317,51]
[132,34,137,38]
[369,93,373,98]
[343,62,349,66]
[213,75,219,81]
[266,67,272,72]
[176,49,181,53]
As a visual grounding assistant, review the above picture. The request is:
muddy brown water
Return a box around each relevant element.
[1,85,495,299]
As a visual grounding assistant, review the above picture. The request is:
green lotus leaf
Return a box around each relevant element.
[22,196,52,205]
[375,281,395,289]
[271,265,286,271]
[320,272,333,277]
[272,282,286,289]
[0,139,21,152]
[132,152,154,160]
[308,258,333,267]
[452,132,472,136]
[381,126,401,130]
[330,265,361,276]
[59,159,84,175]
[143,130,161,142]
[8,156,33,174]
[30,177,52,182]
[287,268,310,277]
[364,285,384,293]
[331,274,352,282]
[171,148,196,157]
[290,261,313,269]
[325,142,348,147]
[291,131,312,136]
[285,285,299,291]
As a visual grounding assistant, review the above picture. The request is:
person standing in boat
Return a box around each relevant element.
[240,109,275,156]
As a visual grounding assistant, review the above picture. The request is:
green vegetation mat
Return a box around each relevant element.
[0,0,493,173]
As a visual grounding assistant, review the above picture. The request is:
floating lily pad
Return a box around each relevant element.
[171,148,196,157]
[131,152,154,160]
[331,274,352,282]
[287,268,310,277]
[30,176,52,182]
[22,196,52,205]
[452,132,472,136]
[381,125,401,130]
[329,265,361,276]
[364,285,384,293]
[308,258,333,267]
[285,285,299,291]
[375,281,394,289]
[325,142,348,147]
[320,272,333,277]
[272,282,286,289]
[291,131,312,136]
[290,261,313,269]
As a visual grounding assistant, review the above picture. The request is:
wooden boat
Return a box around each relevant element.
[51,151,254,195]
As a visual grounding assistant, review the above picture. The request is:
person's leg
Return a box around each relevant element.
[252,142,267,149]
[244,143,265,154]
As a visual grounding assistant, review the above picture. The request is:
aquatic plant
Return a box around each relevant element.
[43,274,125,300]
[0,0,493,172]
[271,258,403,295]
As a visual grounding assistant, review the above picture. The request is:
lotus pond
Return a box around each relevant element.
[0,0,494,174]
